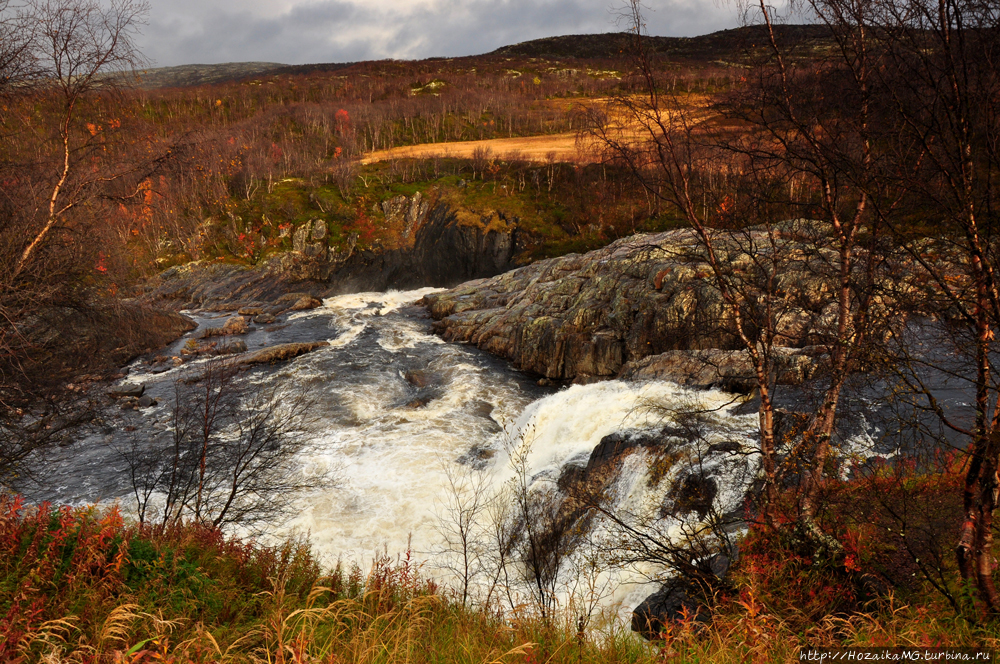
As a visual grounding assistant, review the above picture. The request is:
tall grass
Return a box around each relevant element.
[2,492,999,663]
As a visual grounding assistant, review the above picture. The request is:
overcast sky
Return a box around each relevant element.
[141,0,760,67]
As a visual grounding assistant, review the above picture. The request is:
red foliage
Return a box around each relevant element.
[335,108,351,135]
[351,201,379,244]
[0,497,127,661]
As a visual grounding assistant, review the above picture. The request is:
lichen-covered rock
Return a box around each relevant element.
[618,347,819,391]
[293,219,328,259]
[381,191,430,238]
[424,224,887,383]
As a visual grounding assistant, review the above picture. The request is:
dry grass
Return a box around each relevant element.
[361,133,597,165]
[361,94,716,166]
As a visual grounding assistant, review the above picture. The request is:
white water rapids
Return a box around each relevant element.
[27,288,764,617]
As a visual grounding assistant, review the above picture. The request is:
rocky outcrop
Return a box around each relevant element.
[423,225,885,384]
[618,347,820,393]
[381,191,430,238]
[146,196,521,311]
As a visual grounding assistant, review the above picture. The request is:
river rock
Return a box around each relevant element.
[234,341,329,366]
[632,551,734,639]
[424,224,879,383]
[108,383,144,398]
[218,339,248,354]
[223,315,248,334]
[288,296,322,311]
[199,315,248,338]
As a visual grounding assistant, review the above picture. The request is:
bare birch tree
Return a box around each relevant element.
[114,359,331,533]
[589,0,893,554]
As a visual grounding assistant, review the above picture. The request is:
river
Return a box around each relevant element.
[23,288,879,616]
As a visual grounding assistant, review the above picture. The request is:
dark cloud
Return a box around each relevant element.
[141,0,746,67]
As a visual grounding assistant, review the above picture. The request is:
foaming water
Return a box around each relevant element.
[498,380,747,483]
[481,380,759,615]
[25,287,764,618]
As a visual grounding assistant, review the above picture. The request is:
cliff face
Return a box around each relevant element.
[423,225,883,387]
[145,197,520,311]
[329,201,519,294]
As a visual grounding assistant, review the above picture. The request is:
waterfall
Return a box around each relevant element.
[25,288,764,616]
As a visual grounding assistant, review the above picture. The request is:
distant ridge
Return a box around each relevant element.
[491,25,833,61]
[135,62,287,89]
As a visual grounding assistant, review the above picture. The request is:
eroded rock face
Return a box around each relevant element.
[423,225,884,383]
[381,191,430,238]
[146,195,520,311]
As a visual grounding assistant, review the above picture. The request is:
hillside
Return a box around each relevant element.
[135,61,288,89]
[132,24,834,90]
[491,24,834,61]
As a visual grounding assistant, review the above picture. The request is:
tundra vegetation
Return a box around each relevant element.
[2,0,1000,660]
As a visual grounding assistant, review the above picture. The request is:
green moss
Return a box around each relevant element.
[193,157,676,266]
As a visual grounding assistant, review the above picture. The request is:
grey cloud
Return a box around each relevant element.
[144,0,378,65]
[380,0,736,60]
[142,0,742,67]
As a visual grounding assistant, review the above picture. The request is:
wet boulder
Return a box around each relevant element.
[665,472,718,520]
[632,551,735,639]
[632,580,706,638]
[456,444,497,470]
[234,341,329,366]
[108,383,144,398]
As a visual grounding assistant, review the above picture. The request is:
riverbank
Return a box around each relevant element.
[1,474,990,663]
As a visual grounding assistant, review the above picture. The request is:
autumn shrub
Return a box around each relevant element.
[0,494,325,661]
